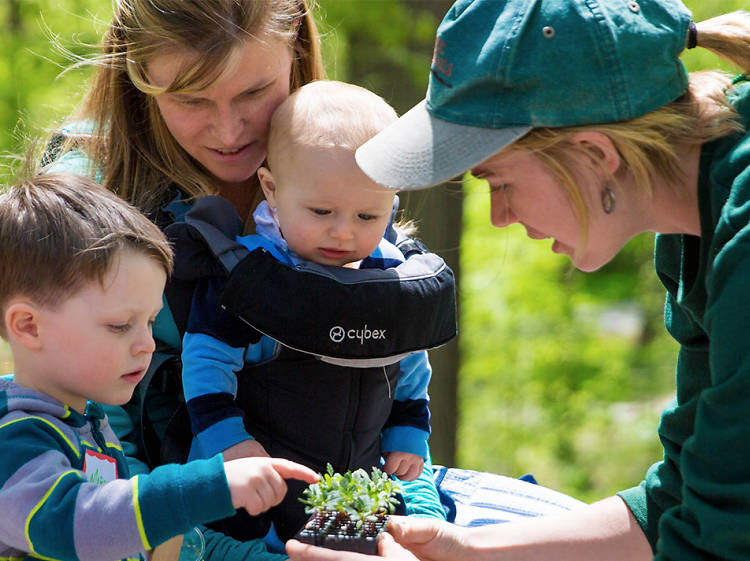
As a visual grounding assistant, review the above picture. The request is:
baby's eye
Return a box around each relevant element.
[109,323,131,333]
[358,213,377,221]
[311,208,331,216]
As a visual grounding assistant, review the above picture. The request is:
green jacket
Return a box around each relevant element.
[618,78,750,560]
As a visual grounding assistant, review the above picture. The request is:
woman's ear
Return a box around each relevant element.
[257,166,278,208]
[570,131,621,177]
[4,300,42,350]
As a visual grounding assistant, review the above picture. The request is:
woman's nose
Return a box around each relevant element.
[489,191,516,228]
[213,106,244,145]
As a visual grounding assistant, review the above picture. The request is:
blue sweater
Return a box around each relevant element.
[181,202,433,462]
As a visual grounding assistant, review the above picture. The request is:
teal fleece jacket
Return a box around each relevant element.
[618,79,750,560]
[0,378,235,561]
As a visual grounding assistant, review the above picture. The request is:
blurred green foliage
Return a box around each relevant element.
[1,0,748,504]
[0,0,111,162]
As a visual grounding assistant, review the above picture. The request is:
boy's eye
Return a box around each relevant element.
[109,323,131,333]
[311,208,331,216]
[358,213,377,221]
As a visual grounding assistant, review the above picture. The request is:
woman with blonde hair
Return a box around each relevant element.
[52,0,323,220]
[287,0,750,560]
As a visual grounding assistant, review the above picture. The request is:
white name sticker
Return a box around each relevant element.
[83,449,118,484]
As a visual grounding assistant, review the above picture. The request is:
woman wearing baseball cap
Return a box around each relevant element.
[287,0,750,560]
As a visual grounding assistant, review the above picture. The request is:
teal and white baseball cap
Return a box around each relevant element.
[356,0,692,190]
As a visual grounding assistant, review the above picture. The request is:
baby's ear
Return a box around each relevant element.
[4,300,42,350]
[257,166,278,208]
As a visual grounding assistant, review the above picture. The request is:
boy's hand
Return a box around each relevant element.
[222,438,270,461]
[224,457,319,515]
[383,451,424,481]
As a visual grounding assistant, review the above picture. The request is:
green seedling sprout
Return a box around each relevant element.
[300,463,401,526]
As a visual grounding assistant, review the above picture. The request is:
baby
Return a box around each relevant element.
[179,81,442,542]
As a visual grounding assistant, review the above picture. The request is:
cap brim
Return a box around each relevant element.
[356,100,531,190]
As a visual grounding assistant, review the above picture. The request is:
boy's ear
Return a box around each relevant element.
[257,166,278,208]
[4,300,42,350]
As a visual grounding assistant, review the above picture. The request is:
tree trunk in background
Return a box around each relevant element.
[8,0,21,31]
[400,178,462,469]
[346,0,460,466]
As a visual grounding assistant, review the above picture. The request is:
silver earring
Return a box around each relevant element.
[601,185,616,214]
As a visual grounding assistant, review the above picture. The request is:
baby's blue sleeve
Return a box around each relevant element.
[399,452,447,520]
[381,351,431,459]
[181,276,256,459]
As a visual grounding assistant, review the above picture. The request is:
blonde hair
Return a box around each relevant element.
[62,0,324,216]
[509,11,750,254]
[266,80,398,168]
[0,173,172,337]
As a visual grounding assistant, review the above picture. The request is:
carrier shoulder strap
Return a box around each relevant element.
[167,195,249,276]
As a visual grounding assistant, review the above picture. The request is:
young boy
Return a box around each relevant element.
[178,81,445,542]
[0,173,318,561]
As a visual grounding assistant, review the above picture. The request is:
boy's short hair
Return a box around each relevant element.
[0,173,173,334]
[266,80,398,169]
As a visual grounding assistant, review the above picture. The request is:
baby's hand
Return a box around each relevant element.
[222,438,270,461]
[224,457,320,515]
[383,451,424,481]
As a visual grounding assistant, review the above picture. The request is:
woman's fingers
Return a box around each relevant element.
[387,515,440,545]
[378,532,421,560]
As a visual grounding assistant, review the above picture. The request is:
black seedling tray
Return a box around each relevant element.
[294,511,388,554]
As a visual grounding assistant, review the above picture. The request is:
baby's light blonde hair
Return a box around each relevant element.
[266,80,398,169]
[265,80,417,235]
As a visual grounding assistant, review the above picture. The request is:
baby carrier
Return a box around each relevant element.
[145,196,457,540]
